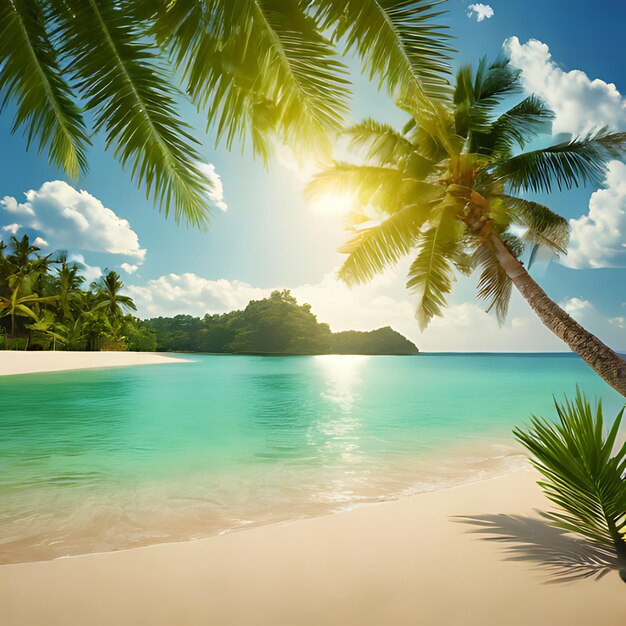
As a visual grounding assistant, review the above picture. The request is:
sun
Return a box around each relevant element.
[308,191,355,217]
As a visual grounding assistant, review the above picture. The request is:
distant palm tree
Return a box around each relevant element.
[307,58,626,395]
[0,235,57,336]
[92,270,137,320]
[0,0,452,225]
[53,253,86,320]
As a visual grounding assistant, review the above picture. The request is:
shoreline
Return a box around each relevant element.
[1,470,624,626]
[0,436,529,566]
[0,350,191,377]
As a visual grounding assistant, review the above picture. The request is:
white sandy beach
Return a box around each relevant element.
[1,470,624,626]
[0,350,189,376]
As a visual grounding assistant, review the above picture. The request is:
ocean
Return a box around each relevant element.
[0,353,623,563]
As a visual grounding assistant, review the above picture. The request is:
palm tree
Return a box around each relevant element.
[26,309,68,350]
[53,253,86,320]
[0,235,57,337]
[0,0,452,225]
[307,58,626,395]
[91,270,137,320]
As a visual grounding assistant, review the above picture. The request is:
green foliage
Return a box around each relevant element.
[0,234,140,351]
[514,391,626,560]
[144,290,419,355]
[1,0,452,224]
[0,0,89,178]
[495,128,626,193]
[124,318,157,352]
[308,56,626,328]
[331,327,419,355]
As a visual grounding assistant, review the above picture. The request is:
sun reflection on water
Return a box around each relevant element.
[307,356,372,502]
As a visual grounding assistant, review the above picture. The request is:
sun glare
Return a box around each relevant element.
[308,191,355,217]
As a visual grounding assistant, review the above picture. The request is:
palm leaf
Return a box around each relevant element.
[306,162,441,214]
[54,0,210,226]
[406,205,462,329]
[454,57,521,138]
[338,203,431,284]
[145,0,350,157]
[345,119,415,163]
[0,0,88,178]
[473,95,554,157]
[315,0,454,101]
[495,128,626,193]
[503,195,569,254]
[472,234,523,323]
[514,390,626,557]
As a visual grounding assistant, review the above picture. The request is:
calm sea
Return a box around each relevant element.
[0,353,623,563]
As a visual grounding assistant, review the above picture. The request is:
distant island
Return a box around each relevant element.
[144,290,419,356]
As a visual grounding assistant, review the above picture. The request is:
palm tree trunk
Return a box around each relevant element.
[490,235,626,397]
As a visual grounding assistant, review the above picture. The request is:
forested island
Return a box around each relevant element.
[144,290,419,355]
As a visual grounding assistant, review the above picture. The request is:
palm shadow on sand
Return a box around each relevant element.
[454,513,624,584]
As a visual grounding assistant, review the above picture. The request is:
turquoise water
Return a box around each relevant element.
[0,354,623,563]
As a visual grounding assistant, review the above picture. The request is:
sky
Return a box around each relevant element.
[1,0,625,352]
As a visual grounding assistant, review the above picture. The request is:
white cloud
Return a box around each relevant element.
[561,161,626,268]
[506,37,626,136]
[197,163,228,212]
[561,296,593,315]
[68,253,102,284]
[2,223,20,234]
[126,273,268,318]
[505,37,626,270]
[120,262,139,274]
[467,4,494,22]
[1,181,146,262]
[33,236,48,248]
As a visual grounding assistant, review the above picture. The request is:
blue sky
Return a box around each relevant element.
[1,1,625,351]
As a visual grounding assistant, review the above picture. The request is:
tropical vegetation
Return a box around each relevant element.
[307,56,626,395]
[0,243,417,354]
[514,390,626,578]
[0,235,154,351]
[145,289,419,354]
[0,0,452,226]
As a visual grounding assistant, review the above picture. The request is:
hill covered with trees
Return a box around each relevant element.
[145,290,419,355]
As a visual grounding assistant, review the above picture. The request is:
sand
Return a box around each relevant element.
[1,470,624,626]
[0,350,190,376]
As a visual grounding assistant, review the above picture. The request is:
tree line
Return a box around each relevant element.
[0,238,417,355]
[0,235,155,351]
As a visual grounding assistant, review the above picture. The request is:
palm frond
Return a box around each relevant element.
[345,119,414,162]
[55,0,210,226]
[454,56,521,138]
[315,0,454,102]
[0,0,88,178]
[306,162,441,214]
[514,390,626,556]
[503,195,569,254]
[338,204,429,284]
[145,0,350,157]
[471,56,521,107]
[473,95,554,157]
[472,235,523,323]
[406,206,462,329]
[495,128,626,193]
[345,118,439,180]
